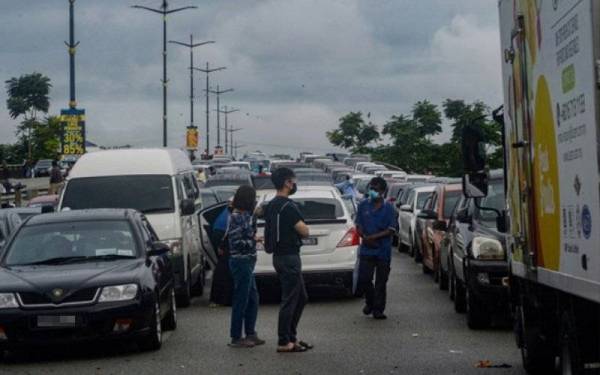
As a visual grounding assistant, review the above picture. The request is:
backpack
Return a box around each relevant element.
[264,200,292,254]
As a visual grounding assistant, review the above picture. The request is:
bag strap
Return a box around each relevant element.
[276,201,291,243]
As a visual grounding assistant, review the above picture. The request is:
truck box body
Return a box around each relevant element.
[499,0,600,304]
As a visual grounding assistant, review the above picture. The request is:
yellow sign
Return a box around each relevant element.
[186,127,199,150]
[60,109,86,155]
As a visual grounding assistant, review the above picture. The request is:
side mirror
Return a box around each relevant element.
[432,220,448,232]
[462,172,489,198]
[418,209,437,220]
[400,204,412,212]
[180,198,195,216]
[461,122,489,199]
[148,241,170,257]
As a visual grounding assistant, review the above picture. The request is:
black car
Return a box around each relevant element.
[0,209,176,351]
[0,208,41,250]
[447,172,508,329]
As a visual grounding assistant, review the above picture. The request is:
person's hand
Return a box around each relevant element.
[362,236,378,248]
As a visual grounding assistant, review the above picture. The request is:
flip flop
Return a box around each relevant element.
[298,341,314,350]
[277,345,307,353]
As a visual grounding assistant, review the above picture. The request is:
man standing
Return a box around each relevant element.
[264,167,312,353]
[48,160,63,195]
[355,177,397,320]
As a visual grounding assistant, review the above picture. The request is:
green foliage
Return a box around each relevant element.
[328,99,504,176]
[5,72,51,121]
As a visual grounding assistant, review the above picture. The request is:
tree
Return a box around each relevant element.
[412,100,442,138]
[5,73,52,161]
[326,112,380,153]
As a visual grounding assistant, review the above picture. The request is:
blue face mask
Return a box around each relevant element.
[368,189,380,200]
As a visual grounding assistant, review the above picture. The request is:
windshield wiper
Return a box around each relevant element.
[141,207,173,214]
[13,254,136,266]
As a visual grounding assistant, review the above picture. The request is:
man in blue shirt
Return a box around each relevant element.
[355,177,397,319]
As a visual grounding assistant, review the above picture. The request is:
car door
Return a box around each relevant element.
[453,198,474,281]
[177,174,201,279]
[140,217,172,311]
[198,201,228,270]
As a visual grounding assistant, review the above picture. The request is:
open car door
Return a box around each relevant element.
[198,202,228,270]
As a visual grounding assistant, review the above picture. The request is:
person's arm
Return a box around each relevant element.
[294,220,310,238]
[365,205,396,241]
[287,203,310,238]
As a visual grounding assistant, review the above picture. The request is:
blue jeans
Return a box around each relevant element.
[229,256,259,340]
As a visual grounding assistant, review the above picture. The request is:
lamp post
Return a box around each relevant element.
[217,106,239,155]
[194,63,225,156]
[228,127,242,158]
[132,0,197,147]
[208,86,233,150]
[168,35,214,158]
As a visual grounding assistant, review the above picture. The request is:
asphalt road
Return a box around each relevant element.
[0,252,526,375]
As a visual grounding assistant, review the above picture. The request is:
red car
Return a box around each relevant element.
[417,184,462,279]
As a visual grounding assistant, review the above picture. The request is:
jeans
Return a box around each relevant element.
[229,256,259,340]
[273,254,307,346]
[356,255,391,313]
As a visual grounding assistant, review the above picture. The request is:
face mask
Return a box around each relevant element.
[289,182,298,196]
[368,189,380,200]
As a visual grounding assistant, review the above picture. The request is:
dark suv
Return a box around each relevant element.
[447,171,508,329]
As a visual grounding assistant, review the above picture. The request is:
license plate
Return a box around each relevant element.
[302,237,318,246]
[37,315,77,328]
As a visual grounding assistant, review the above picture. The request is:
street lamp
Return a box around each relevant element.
[132,0,197,147]
[194,63,225,156]
[168,35,214,158]
[208,86,233,150]
[228,127,242,158]
[217,106,239,154]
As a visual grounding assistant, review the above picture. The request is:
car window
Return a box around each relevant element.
[291,198,345,220]
[431,193,439,211]
[475,179,505,228]
[406,190,416,206]
[4,220,138,266]
[443,191,462,218]
[417,191,433,209]
[201,191,219,206]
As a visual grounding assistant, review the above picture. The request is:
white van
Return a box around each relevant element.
[59,149,210,307]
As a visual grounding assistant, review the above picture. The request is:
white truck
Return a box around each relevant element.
[462,1,600,373]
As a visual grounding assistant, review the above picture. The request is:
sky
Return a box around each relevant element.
[0,0,502,157]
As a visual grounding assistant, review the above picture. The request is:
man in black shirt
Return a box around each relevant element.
[265,167,311,353]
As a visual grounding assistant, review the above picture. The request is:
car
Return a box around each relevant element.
[416,183,462,280]
[440,195,467,296]
[59,149,207,307]
[331,168,354,183]
[0,208,42,250]
[406,174,435,183]
[0,209,176,351]
[254,186,358,293]
[33,159,53,177]
[27,194,59,210]
[447,171,509,329]
[210,186,239,202]
[398,185,436,256]
[363,165,387,175]
[343,156,369,168]
[296,172,333,186]
[204,173,253,189]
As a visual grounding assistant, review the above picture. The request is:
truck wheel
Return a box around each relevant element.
[454,278,466,313]
[516,304,556,374]
[162,288,177,331]
[466,287,489,329]
[560,312,582,375]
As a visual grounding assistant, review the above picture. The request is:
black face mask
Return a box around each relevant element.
[289,182,298,196]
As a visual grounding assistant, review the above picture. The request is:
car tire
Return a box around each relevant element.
[138,299,162,351]
[466,287,489,329]
[176,264,192,307]
[454,278,466,313]
[162,288,177,331]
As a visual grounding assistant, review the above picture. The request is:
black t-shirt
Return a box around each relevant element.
[265,196,304,256]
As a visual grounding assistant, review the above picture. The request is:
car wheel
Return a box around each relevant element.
[454,277,466,313]
[176,264,192,307]
[138,299,162,351]
[466,287,489,329]
[162,288,177,331]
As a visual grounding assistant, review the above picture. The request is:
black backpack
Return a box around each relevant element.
[264,200,292,254]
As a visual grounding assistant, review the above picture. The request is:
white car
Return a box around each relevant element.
[255,186,359,292]
[398,184,436,254]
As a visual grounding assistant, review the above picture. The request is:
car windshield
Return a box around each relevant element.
[62,175,174,214]
[201,191,219,207]
[252,176,275,190]
[476,179,505,227]
[443,191,462,218]
[417,191,434,209]
[4,220,138,266]
[212,187,238,201]
[204,178,250,188]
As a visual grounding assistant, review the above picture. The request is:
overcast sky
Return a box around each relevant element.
[0,0,501,156]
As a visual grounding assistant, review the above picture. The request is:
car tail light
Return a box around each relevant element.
[113,318,133,332]
[337,227,360,248]
[0,326,6,340]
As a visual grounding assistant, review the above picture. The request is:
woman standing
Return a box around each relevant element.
[227,185,265,348]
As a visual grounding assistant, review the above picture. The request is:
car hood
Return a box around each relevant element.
[0,259,144,293]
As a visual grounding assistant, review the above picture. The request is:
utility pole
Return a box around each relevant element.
[217,106,239,154]
[232,143,245,159]
[132,0,197,147]
[208,86,233,150]
[194,63,225,157]
[66,0,79,110]
[228,127,242,157]
[168,35,214,158]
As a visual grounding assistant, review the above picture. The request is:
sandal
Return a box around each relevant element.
[277,344,307,353]
[298,341,314,350]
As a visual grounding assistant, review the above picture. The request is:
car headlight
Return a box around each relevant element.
[471,237,505,260]
[163,239,183,256]
[99,284,138,302]
[0,293,19,309]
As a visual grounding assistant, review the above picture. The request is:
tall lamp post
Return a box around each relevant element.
[228,127,242,158]
[132,0,197,147]
[168,35,214,158]
[208,85,233,150]
[194,63,225,156]
[217,106,239,155]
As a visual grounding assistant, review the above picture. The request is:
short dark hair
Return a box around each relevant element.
[232,185,257,212]
[271,167,295,190]
[369,177,387,192]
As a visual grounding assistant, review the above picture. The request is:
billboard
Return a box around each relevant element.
[60,108,86,155]
[186,127,199,151]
